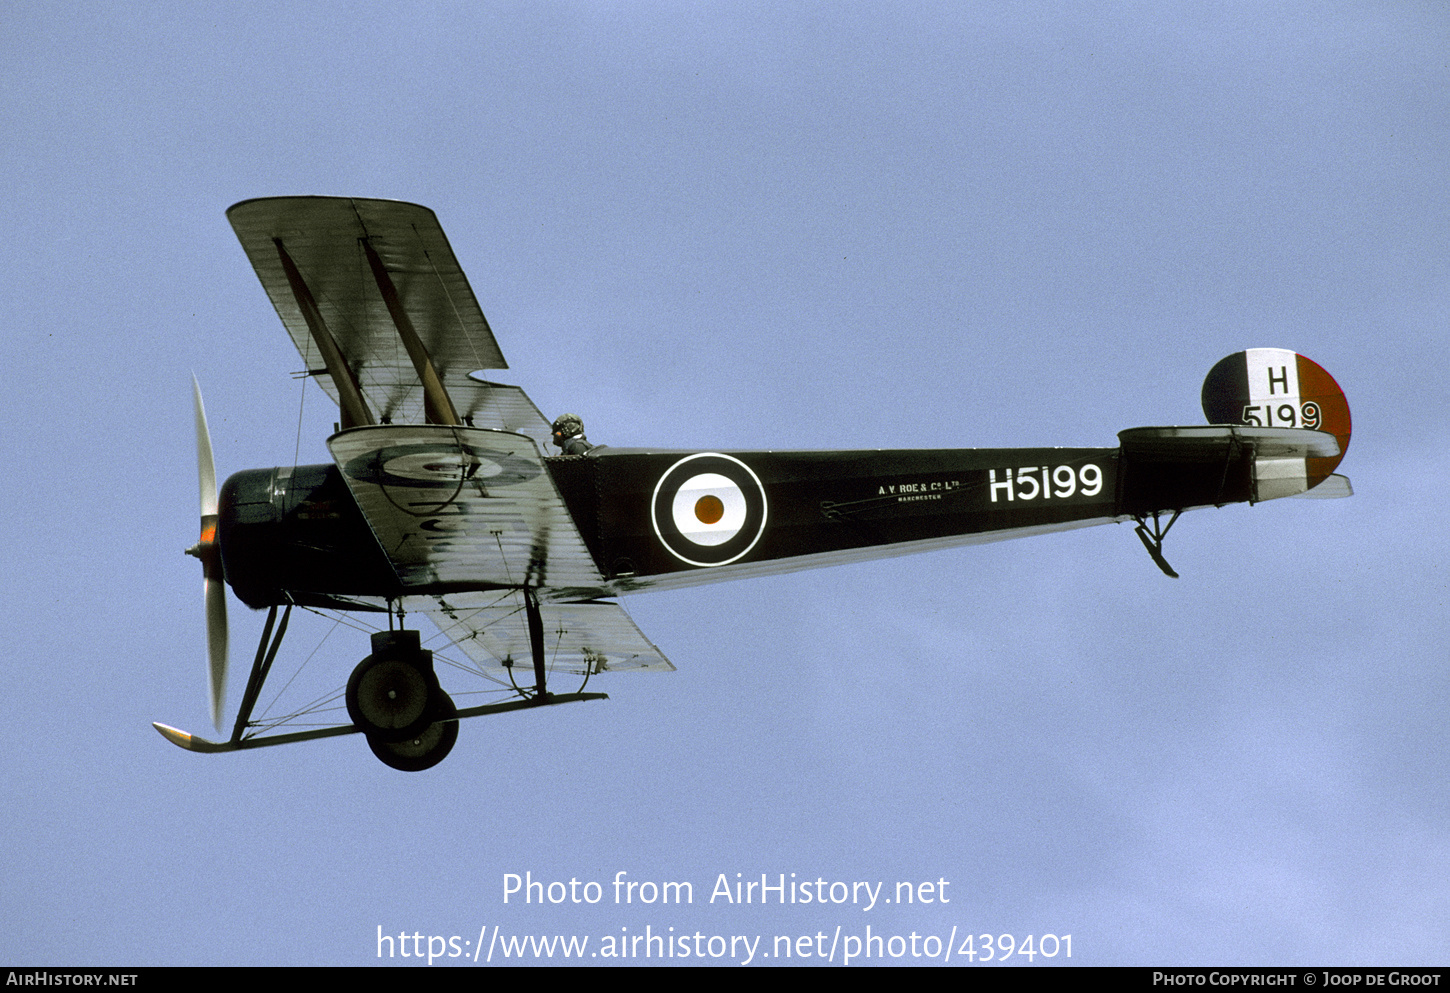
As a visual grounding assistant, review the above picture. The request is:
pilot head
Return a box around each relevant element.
[551,413,587,452]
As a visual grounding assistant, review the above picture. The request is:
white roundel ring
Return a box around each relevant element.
[651,453,768,567]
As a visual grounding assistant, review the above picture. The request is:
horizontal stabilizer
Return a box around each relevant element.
[1294,473,1353,499]
[1118,425,1345,511]
[1119,425,1340,460]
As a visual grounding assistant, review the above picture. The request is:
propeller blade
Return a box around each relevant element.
[205,571,229,732]
[190,375,228,732]
[192,374,217,518]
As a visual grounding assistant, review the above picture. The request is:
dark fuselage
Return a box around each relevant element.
[217,443,1211,609]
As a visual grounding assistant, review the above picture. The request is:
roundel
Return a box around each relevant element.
[341,442,539,489]
[651,453,768,567]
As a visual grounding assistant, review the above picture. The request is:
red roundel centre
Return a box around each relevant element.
[694,494,725,525]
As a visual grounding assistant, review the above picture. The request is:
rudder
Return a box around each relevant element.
[1201,348,1351,493]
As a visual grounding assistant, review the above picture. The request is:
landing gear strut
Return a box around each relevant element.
[155,595,609,767]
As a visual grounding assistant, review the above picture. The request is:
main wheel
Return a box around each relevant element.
[346,654,436,743]
[366,692,458,772]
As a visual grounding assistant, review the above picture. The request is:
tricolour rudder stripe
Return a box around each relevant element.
[1293,352,1352,488]
[1201,352,1251,423]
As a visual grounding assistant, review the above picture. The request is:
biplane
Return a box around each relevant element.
[154,196,1353,771]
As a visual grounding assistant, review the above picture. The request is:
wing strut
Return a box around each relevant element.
[525,586,549,701]
[361,238,462,426]
[273,238,376,429]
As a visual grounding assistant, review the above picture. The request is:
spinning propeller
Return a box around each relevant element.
[184,376,228,731]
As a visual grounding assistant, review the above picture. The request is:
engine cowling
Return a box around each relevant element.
[218,463,400,609]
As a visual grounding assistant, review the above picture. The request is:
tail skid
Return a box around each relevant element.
[1134,510,1181,578]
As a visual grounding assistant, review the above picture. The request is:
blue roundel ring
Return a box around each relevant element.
[342,442,539,490]
[651,453,768,567]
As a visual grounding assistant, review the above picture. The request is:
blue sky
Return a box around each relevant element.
[3,1,1447,966]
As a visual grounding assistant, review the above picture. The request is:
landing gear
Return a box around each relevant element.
[366,690,458,772]
[346,629,460,771]
[158,597,609,769]
[157,607,610,766]
[346,630,440,742]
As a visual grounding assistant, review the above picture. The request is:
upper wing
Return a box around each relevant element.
[227,196,552,446]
